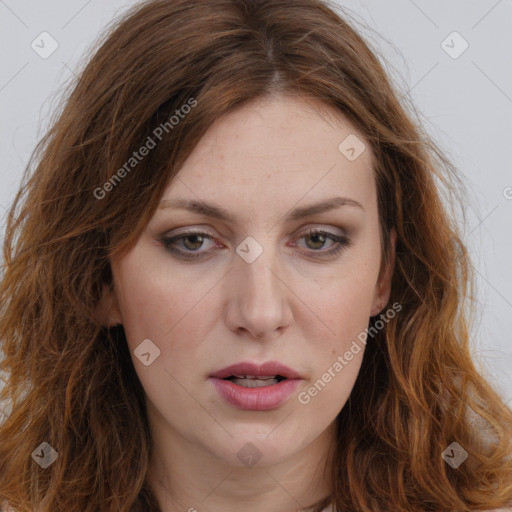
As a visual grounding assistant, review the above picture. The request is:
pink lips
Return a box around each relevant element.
[209,361,303,411]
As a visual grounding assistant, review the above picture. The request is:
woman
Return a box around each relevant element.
[0,0,511,511]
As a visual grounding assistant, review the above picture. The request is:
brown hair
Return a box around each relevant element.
[1,0,511,510]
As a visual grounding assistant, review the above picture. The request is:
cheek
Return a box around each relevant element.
[298,349,364,414]
[298,280,371,413]
[305,225,381,333]
[115,277,174,347]
[311,266,378,345]
[113,251,220,382]
[300,257,378,408]
[113,253,193,351]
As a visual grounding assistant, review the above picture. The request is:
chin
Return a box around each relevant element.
[203,424,315,468]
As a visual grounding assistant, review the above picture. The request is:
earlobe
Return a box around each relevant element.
[95,283,123,327]
[370,227,397,317]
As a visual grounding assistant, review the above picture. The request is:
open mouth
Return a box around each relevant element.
[210,363,302,410]
[223,375,287,388]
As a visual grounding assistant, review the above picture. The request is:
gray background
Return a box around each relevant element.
[0,1,511,406]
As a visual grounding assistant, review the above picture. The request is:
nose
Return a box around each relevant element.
[224,243,293,340]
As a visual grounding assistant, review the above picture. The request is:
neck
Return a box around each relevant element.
[146,419,336,512]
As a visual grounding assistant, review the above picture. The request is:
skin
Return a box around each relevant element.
[99,93,396,512]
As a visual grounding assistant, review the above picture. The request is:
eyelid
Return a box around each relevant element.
[295,224,346,237]
[163,223,346,239]
[160,224,351,260]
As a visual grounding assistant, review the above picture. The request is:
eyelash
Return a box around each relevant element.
[160,228,352,260]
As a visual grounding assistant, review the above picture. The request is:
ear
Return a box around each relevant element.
[95,282,123,327]
[370,227,397,317]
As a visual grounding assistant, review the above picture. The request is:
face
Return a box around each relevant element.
[102,93,395,469]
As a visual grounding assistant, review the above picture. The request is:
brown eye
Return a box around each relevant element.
[182,234,206,251]
[161,231,216,259]
[304,231,329,250]
[296,228,351,257]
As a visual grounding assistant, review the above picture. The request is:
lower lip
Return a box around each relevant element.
[209,378,301,411]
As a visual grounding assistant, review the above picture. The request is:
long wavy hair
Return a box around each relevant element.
[1,0,511,511]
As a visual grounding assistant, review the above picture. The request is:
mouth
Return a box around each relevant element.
[222,374,287,387]
[209,361,303,411]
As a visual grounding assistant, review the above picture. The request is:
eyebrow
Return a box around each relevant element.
[158,196,364,222]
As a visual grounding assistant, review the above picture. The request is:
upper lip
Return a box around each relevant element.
[210,361,303,380]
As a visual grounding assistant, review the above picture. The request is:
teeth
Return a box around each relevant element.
[231,377,280,388]
[232,374,277,379]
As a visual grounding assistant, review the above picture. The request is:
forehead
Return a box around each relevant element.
[162,94,376,220]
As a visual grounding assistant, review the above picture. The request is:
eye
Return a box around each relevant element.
[160,227,352,260]
[161,230,217,259]
[294,228,351,258]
